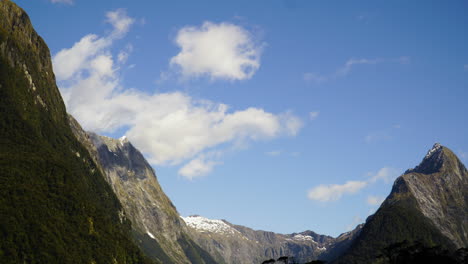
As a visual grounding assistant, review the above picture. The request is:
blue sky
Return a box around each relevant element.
[15,0,468,237]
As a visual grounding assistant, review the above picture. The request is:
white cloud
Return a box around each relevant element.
[170,22,263,81]
[54,11,302,177]
[106,9,135,37]
[178,154,219,180]
[118,44,133,64]
[50,0,73,4]
[346,216,364,232]
[464,64,468,71]
[53,9,133,82]
[304,57,409,84]
[307,181,368,202]
[307,167,399,202]
[368,167,400,184]
[309,111,320,120]
[367,195,385,206]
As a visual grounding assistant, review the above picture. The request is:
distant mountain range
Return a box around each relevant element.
[0,0,467,263]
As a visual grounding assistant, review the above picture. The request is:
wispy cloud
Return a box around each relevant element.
[368,167,400,184]
[170,22,263,81]
[308,181,368,202]
[346,216,364,232]
[178,152,222,180]
[266,150,281,156]
[307,167,400,202]
[365,124,401,144]
[367,195,385,206]
[49,0,73,4]
[464,64,468,71]
[309,111,320,120]
[304,57,410,84]
[54,10,302,179]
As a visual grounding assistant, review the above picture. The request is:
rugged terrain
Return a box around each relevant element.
[334,143,468,263]
[0,0,151,263]
[69,120,217,264]
[69,118,346,264]
[182,215,339,264]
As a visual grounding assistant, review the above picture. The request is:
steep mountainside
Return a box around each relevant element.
[334,143,468,263]
[68,121,217,264]
[0,1,151,263]
[318,224,363,261]
[182,215,335,264]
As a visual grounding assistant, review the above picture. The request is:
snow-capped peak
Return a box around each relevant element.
[181,215,240,235]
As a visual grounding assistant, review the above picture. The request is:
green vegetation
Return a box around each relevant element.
[0,1,153,263]
[334,196,454,264]
[375,241,468,264]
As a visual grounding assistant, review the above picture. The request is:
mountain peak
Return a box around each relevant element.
[405,143,463,175]
[424,142,443,159]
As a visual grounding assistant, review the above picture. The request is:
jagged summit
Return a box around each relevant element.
[335,144,468,263]
[405,143,465,175]
[425,143,443,159]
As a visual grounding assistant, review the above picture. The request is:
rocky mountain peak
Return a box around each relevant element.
[405,143,465,175]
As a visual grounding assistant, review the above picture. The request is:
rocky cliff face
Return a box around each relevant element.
[182,215,335,264]
[402,143,468,248]
[68,121,217,264]
[0,1,151,263]
[334,143,468,263]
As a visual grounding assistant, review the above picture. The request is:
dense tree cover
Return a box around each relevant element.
[333,191,455,263]
[0,1,154,263]
[375,241,468,264]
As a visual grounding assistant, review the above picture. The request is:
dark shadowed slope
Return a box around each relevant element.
[0,1,152,263]
[69,118,218,264]
[334,144,468,264]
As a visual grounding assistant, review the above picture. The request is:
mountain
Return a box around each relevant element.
[70,114,342,264]
[68,120,217,264]
[333,143,468,263]
[0,1,151,263]
[182,215,335,264]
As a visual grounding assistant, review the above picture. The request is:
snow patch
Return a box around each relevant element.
[425,143,442,159]
[181,215,240,235]
[147,231,155,240]
[292,234,315,242]
[119,136,128,146]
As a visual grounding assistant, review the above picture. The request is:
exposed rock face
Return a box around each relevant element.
[318,224,363,261]
[182,215,335,264]
[402,144,468,248]
[68,121,217,264]
[334,144,468,263]
[89,133,188,263]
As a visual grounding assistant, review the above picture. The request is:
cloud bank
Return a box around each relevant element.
[53,10,301,179]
